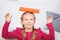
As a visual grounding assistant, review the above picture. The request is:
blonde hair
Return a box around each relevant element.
[21,12,35,21]
[21,12,37,40]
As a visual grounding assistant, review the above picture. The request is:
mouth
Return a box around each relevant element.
[27,24,31,26]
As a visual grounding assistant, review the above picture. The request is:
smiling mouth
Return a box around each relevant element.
[27,24,31,26]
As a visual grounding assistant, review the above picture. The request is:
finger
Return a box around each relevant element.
[47,16,53,20]
[48,16,53,18]
[5,13,10,17]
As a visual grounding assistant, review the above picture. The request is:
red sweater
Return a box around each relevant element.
[2,22,55,40]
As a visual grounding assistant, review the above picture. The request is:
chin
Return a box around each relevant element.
[26,27,32,29]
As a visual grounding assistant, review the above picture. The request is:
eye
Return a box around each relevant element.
[25,19,28,20]
[30,19,33,20]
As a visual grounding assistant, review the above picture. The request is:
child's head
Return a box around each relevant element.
[21,12,37,40]
[21,12,36,29]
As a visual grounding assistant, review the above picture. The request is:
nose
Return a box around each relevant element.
[28,21,31,23]
[28,20,31,23]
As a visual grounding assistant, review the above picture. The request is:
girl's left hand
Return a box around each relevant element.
[47,16,53,23]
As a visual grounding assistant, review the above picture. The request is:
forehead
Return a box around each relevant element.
[23,13,34,19]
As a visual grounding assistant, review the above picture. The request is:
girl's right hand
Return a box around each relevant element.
[5,13,12,22]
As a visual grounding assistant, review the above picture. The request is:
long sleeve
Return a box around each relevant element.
[47,23,55,40]
[2,21,18,38]
[41,23,55,40]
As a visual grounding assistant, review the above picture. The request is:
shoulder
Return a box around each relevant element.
[34,28,43,36]
[35,28,42,33]
[35,28,41,31]
[16,28,23,30]
[15,28,23,33]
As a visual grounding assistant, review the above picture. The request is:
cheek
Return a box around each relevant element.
[22,21,27,25]
[21,21,25,24]
[31,21,35,25]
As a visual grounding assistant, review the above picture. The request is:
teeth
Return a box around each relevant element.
[27,24,31,26]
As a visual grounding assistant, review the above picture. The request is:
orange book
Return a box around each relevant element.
[19,7,40,14]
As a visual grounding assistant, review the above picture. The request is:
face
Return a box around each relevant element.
[21,13,35,29]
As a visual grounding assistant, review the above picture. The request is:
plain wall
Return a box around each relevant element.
[0,0,60,32]
[0,0,60,40]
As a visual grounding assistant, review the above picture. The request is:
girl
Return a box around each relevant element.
[2,12,55,40]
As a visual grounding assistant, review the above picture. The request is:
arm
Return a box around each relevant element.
[41,16,55,40]
[46,23,55,40]
[47,16,55,40]
[40,23,55,40]
[2,21,18,38]
[2,13,18,38]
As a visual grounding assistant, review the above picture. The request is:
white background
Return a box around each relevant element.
[0,0,60,40]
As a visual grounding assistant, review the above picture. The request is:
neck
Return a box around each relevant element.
[25,27,33,32]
